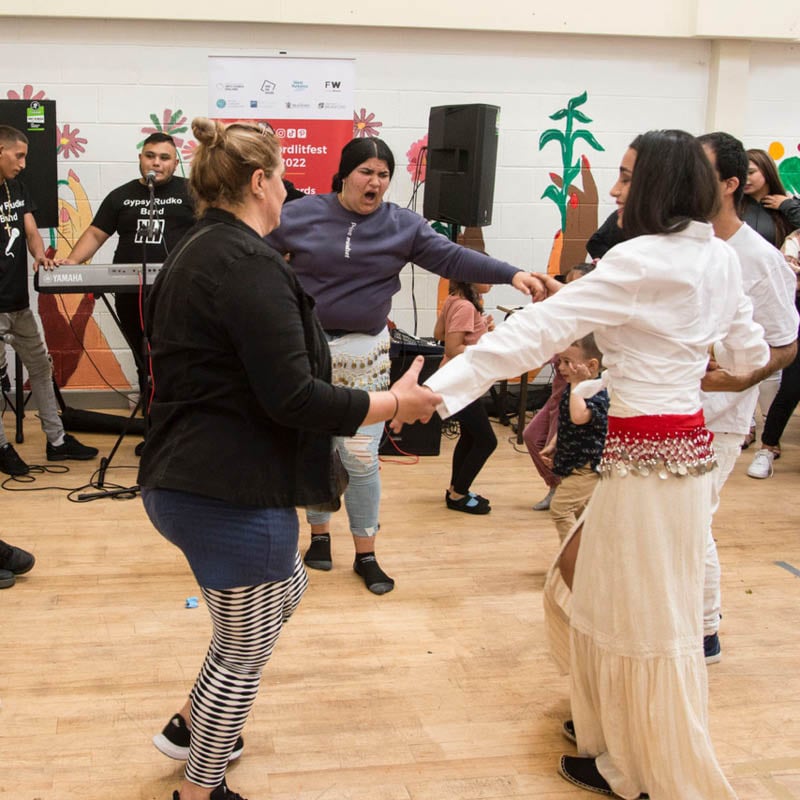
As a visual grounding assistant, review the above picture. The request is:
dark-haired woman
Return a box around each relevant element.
[139,118,441,800]
[266,137,543,593]
[426,130,768,799]
[433,280,497,513]
[741,148,800,247]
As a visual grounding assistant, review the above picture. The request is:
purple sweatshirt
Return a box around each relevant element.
[266,193,522,334]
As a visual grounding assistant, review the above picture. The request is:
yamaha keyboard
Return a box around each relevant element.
[35,263,163,294]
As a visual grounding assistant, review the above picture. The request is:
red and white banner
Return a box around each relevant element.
[208,56,355,195]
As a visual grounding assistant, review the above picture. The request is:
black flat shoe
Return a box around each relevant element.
[559,756,649,798]
[562,719,576,744]
[445,491,490,515]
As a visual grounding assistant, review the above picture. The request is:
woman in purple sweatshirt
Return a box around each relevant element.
[267,136,542,594]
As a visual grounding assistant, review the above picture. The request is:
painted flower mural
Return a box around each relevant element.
[140,108,189,149]
[56,124,88,159]
[181,139,198,164]
[406,135,428,184]
[353,108,383,138]
[6,84,46,101]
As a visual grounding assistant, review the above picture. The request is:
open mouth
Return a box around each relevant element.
[364,191,377,202]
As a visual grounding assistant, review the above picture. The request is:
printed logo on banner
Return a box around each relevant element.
[278,129,308,140]
[324,80,343,91]
[216,99,227,109]
[261,80,276,94]
[318,102,346,111]
[285,102,310,110]
[291,80,309,91]
[250,100,258,108]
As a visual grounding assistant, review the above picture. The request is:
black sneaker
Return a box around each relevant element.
[154,713,244,761]
[0,540,35,574]
[0,569,15,589]
[46,433,98,462]
[0,443,29,475]
[172,778,249,800]
[303,535,332,571]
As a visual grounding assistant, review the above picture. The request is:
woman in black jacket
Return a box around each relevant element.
[741,148,800,247]
[138,117,440,800]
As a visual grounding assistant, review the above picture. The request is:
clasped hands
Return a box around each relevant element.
[389,355,442,433]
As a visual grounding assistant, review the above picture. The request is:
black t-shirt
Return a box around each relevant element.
[91,176,195,264]
[0,178,34,312]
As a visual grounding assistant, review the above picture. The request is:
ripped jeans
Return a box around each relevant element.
[306,421,383,537]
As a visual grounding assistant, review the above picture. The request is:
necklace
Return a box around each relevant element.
[2,180,11,240]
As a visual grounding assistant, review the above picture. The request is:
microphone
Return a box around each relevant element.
[145,171,156,186]
[4,227,19,256]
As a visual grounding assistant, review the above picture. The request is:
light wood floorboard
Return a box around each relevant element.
[1,410,798,799]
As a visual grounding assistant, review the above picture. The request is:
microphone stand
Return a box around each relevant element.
[83,174,156,499]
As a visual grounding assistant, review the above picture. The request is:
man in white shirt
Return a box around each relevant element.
[698,132,798,663]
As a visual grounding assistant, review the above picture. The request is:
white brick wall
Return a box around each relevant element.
[2,18,798,391]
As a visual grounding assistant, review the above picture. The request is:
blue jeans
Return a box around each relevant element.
[306,421,383,537]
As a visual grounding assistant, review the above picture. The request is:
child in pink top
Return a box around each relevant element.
[434,281,497,513]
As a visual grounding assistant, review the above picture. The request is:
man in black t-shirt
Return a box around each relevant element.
[61,133,195,393]
[0,125,98,475]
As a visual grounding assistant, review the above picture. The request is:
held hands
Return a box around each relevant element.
[512,272,547,302]
[388,355,442,433]
[531,272,564,298]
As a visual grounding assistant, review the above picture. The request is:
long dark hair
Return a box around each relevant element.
[745,148,792,245]
[331,137,395,192]
[746,148,786,196]
[448,280,483,312]
[622,130,718,238]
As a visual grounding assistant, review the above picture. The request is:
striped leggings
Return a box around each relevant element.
[186,551,308,788]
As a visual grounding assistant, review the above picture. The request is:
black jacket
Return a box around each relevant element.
[138,208,370,507]
[741,195,800,248]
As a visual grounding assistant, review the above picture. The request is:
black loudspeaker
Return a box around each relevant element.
[423,103,500,228]
[379,349,443,456]
[0,100,58,227]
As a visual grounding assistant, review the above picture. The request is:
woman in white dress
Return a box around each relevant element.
[425,130,769,799]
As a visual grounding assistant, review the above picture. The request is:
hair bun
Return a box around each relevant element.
[192,117,223,148]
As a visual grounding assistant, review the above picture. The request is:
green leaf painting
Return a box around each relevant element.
[539,91,605,232]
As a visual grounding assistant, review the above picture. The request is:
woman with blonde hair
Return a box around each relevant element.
[139,118,440,800]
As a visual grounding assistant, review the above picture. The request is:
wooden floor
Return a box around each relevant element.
[2,409,799,800]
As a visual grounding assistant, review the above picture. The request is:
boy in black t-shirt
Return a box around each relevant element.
[0,125,98,475]
[60,133,195,397]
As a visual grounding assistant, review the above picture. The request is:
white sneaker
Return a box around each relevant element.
[746,449,775,479]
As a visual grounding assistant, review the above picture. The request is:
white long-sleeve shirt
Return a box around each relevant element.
[426,221,769,419]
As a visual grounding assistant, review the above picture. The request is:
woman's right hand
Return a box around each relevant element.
[389,355,442,431]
